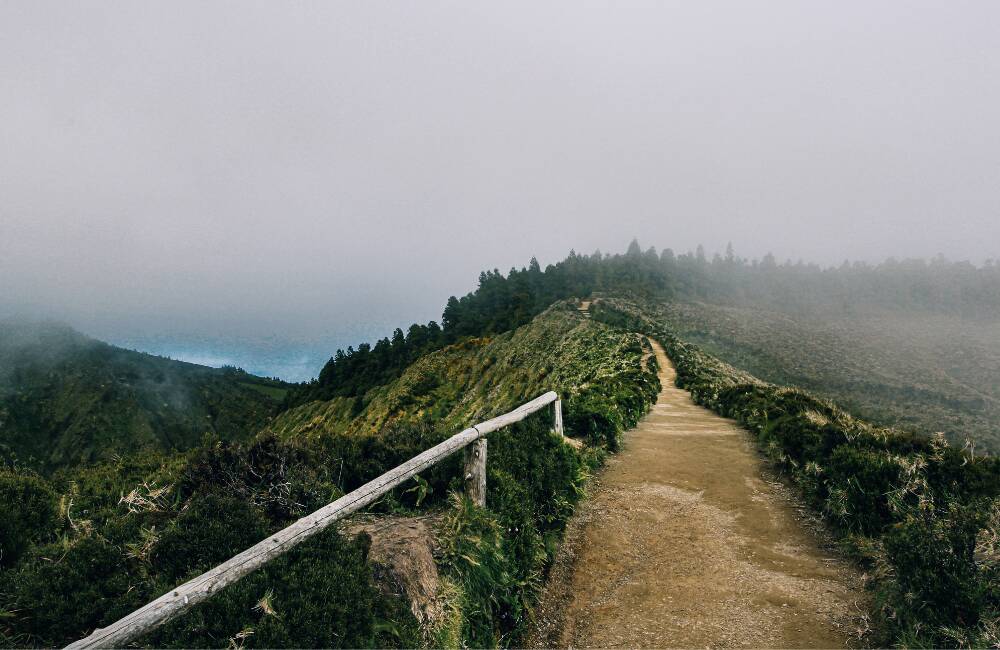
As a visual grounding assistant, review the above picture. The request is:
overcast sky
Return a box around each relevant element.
[2,2,999,376]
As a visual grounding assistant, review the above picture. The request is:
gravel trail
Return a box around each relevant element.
[528,339,865,648]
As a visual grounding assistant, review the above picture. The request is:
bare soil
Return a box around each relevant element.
[345,514,446,630]
[529,340,866,648]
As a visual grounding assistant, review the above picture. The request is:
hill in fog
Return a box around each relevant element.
[0,319,289,470]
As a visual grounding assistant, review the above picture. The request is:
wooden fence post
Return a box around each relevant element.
[553,399,564,436]
[464,438,487,506]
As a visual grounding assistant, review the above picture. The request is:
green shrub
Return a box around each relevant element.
[438,493,515,648]
[178,436,341,524]
[146,526,418,648]
[563,375,658,451]
[0,470,58,568]
[488,416,582,532]
[824,446,900,535]
[565,391,625,450]
[8,536,145,646]
[151,493,270,583]
[880,500,986,637]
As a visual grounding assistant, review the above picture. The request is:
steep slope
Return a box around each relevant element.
[653,300,1000,449]
[267,303,656,449]
[0,320,289,470]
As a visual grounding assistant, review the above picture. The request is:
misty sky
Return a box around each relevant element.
[2,2,999,379]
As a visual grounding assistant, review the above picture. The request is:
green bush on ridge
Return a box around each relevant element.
[0,469,58,569]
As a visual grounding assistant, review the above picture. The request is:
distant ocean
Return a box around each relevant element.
[109,336,355,383]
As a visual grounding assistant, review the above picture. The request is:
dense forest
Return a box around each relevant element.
[658,243,1000,318]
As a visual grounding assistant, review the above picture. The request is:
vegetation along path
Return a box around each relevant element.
[530,339,865,648]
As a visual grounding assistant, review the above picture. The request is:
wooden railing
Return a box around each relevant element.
[67,392,564,649]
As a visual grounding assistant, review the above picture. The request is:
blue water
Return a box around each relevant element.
[111,337,350,383]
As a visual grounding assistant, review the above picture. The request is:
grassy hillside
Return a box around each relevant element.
[281,243,1000,453]
[0,320,289,470]
[0,302,658,648]
[269,303,655,450]
[653,300,1000,450]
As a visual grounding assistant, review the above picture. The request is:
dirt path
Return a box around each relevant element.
[529,339,864,648]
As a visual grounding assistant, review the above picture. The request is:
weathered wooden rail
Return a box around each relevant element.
[67,391,565,649]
